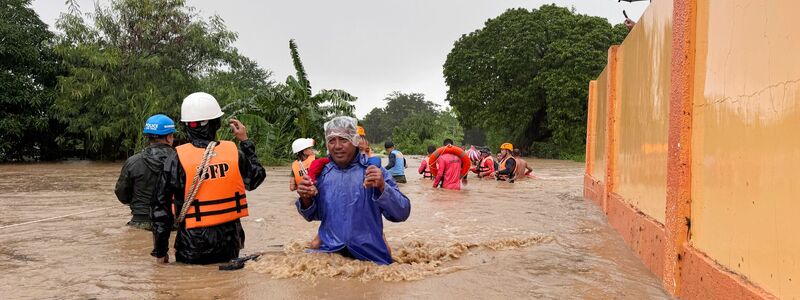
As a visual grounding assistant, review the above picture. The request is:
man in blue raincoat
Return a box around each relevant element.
[295,116,411,265]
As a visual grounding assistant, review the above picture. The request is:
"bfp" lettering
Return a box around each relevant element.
[202,163,229,180]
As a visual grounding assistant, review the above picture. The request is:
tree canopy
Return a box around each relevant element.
[0,0,356,164]
[53,0,245,159]
[443,5,627,159]
[361,92,463,155]
[0,0,62,161]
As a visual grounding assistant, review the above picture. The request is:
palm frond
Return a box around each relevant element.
[289,39,311,96]
[315,89,357,116]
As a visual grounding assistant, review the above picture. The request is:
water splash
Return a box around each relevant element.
[246,235,553,282]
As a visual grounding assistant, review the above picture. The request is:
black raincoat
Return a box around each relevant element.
[150,138,266,264]
[115,143,174,222]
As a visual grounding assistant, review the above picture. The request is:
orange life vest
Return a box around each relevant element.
[423,161,433,178]
[176,141,248,229]
[291,155,316,184]
[478,156,495,176]
[498,155,515,178]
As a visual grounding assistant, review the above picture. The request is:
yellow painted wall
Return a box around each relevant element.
[614,0,672,224]
[591,67,609,181]
[690,0,800,298]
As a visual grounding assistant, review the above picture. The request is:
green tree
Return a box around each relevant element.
[361,91,439,143]
[443,5,627,159]
[362,92,464,155]
[0,0,62,161]
[53,0,242,159]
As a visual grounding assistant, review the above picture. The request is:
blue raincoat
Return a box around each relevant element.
[295,153,411,265]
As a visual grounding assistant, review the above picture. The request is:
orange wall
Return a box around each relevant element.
[584,0,796,298]
[615,0,673,223]
[591,67,609,181]
[690,0,800,298]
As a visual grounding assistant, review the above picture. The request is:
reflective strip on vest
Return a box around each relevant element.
[176,141,248,229]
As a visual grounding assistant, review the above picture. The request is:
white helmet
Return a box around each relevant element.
[292,138,314,154]
[181,92,224,122]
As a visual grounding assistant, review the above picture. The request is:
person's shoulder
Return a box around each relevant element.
[124,152,143,165]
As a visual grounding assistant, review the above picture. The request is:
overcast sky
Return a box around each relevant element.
[31,0,649,117]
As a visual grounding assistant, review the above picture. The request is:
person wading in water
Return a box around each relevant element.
[495,143,517,182]
[384,141,407,183]
[115,114,176,230]
[418,145,436,179]
[295,116,410,265]
[432,139,466,190]
[150,92,266,264]
[512,148,536,180]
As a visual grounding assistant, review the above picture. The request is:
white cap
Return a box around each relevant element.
[181,92,224,122]
[292,138,315,154]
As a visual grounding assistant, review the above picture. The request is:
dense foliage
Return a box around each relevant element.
[443,5,627,159]
[361,92,463,155]
[0,0,354,164]
[0,0,62,160]
[53,0,243,159]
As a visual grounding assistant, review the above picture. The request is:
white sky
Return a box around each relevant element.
[31,0,650,117]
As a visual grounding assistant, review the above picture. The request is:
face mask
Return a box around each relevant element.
[185,118,221,141]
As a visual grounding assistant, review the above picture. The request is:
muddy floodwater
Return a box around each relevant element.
[0,157,670,299]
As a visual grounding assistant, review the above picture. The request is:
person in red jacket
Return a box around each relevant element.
[432,139,464,190]
[418,145,435,179]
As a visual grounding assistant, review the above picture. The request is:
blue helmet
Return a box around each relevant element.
[143,114,176,135]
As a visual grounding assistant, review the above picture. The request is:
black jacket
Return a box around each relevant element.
[150,139,266,264]
[115,143,174,221]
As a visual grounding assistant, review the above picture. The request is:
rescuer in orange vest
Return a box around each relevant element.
[495,142,517,182]
[289,138,315,191]
[150,92,266,264]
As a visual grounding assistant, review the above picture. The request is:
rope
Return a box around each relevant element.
[175,141,217,226]
[0,206,115,230]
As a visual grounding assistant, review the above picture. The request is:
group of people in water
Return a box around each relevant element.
[115,91,533,266]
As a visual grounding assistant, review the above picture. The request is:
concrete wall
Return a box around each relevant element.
[615,0,673,224]
[690,0,800,298]
[584,0,796,298]
[591,67,609,182]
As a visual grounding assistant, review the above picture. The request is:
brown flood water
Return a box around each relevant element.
[0,158,670,299]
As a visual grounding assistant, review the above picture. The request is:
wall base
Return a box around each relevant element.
[583,174,604,206]
[679,244,777,300]
[606,192,666,281]
[583,178,777,299]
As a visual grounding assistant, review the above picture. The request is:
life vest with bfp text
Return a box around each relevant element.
[176,141,248,229]
[291,155,315,184]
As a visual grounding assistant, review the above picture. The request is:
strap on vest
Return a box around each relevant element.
[185,204,250,220]
[187,192,247,221]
